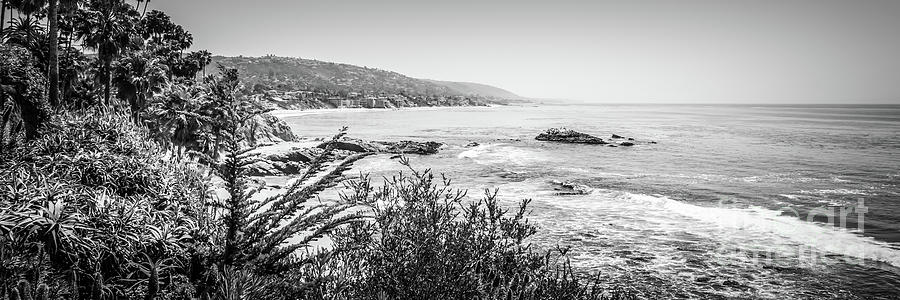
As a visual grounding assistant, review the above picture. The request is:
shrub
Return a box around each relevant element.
[0,44,50,145]
[0,109,208,299]
[289,158,636,300]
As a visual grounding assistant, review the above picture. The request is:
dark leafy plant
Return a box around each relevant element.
[0,44,49,145]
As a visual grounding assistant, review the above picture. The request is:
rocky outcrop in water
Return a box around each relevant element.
[550,180,592,195]
[535,128,607,144]
[537,128,657,146]
[387,141,443,155]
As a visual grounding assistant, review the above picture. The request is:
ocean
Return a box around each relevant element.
[274,104,900,299]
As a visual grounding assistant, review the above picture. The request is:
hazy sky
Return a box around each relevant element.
[149,0,900,103]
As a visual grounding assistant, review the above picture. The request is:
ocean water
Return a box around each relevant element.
[276,104,900,299]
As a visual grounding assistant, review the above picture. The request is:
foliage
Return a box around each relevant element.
[281,159,635,300]
[73,0,141,104]
[113,49,169,120]
[0,69,376,299]
[186,70,371,296]
[141,66,289,159]
[0,44,50,146]
[0,109,208,299]
[2,16,48,65]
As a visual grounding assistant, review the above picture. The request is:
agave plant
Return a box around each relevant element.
[15,198,94,261]
[125,252,175,300]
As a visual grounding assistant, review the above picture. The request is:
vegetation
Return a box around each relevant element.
[0,1,629,299]
[290,159,636,299]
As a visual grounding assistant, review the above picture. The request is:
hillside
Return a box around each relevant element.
[209,56,522,101]
[423,80,521,99]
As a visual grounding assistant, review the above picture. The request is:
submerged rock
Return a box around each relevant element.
[535,128,606,144]
[465,141,480,147]
[620,142,635,147]
[549,180,592,195]
[611,134,625,139]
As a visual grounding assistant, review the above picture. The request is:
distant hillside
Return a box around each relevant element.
[423,80,520,99]
[209,56,522,100]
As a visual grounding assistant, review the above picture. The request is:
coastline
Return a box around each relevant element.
[269,105,506,119]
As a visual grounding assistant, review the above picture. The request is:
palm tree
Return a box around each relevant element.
[113,49,168,120]
[6,0,44,50]
[48,0,58,106]
[1,1,7,41]
[4,15,44,51]
[74,0,138,106]
[44,0,81,107]
[135,0,147,17]
[184,50,212,79]
[198,50,211,77]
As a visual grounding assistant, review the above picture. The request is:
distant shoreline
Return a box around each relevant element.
[269,105,508,119]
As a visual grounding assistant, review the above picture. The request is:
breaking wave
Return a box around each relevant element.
[576,188,900,267]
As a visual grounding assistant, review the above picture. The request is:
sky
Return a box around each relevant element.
[148,0,900,104]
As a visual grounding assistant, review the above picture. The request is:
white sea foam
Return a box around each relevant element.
[457,144,546,166]
[584,190,900,267]
[799,188,871,196]
[778,194,800,200]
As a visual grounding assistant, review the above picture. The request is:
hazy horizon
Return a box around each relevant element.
[149,0,900,104]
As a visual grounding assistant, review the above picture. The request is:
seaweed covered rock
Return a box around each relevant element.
[535,128,606,144]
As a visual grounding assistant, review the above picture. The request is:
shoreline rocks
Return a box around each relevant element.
[247,113,298,144]
[245,141,322,176]
[317,138,443,155]
[245,137,444,177]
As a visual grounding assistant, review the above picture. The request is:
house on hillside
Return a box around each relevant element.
[328,97,362,108]
[361,96,389,108]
